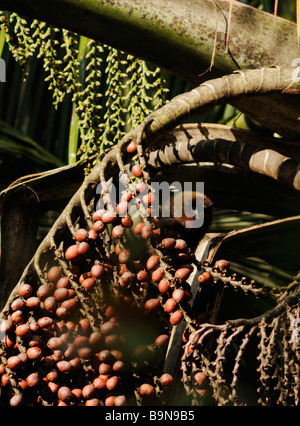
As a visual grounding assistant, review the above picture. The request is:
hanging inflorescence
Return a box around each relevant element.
[0,11,168,165]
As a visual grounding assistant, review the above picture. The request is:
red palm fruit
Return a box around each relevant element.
[93,220,105,233]
[121,215,133,228]
[131,164,143,177]
[75,228,89,242]
[91,264,104,278]
[146,255,160,270]
[126,141,137,153]
[170,310,183,325]
[65,245,80,261]
[175,267,192,280]
[158,278,170,293]
[197,271,212,284]
[137,270,150,282]
[92,209,105,221]
[116,201,129,216]
[18,283,33,298]
[78,241,90,255]
[102,211,117,224]
[172,288,185,303]
[164,298,177,313]
[47,266,62,283]
[160,373,173,387]
[139,383,154,396]
[112,225,125,239]
[144,298,161,312]
[154,334,169,347]
[161,238,176,250]
[152,268,164,283]
[133,222,144,235]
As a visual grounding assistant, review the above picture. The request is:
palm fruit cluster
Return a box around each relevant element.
[0,140,216,406]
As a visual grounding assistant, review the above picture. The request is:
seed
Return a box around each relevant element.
[133,222,144,235]
[47,266,62,283]
[10,394,24,406]
[91,264,104,278]
[75,228,89,242]
[144,298,161,313]
[82,384,95,399]
[160,373,173,387]
[44,296,57,312]
[175,267,192,280]
[120,271,135,287]
[56,360,72,372]
[74,335,89,348]
[194,371,207,386]
[164,298,177,313]
[37,283,54,299]
[105,396,115,406]
[161,238,176,250]
[139,383,154,396]
[154,334,169,347]
[89,331,103,346]
[10,310,23,324]
[78,347,92,360]
[170,310,183,325]
[172,289,185,303]
[146,255,160,270]
[118,249,131,264]
[112,225,125,239]
[158,278,170,293]
[93,377,107,390]
[216,259,230,270]
[142,193,156,206]
[58,386,72,402]
[116,201,129,216]
[69,356,81,369]
[131,164,143,177]
[27,347,42,360]
[93,220,105,233]
[11,298,26,311]
[137,270,150,282]
[15,324,31,338]
[78,242,90,255]
[28,335,42,347]
[102,211,117,224]
[106,376,119,391]
[26,297,40,309]
[197,271,212,285]
[47,369,59,382]
[71,388,82,402]
[54,287,69,302]
[101,321,116,335]
[114,395,126,406]
[61,298,78,312]
[38,316,54,329]
[56,307,68,318]
[18,284,33,298]
[151,268,164,283]
[48,382,59,394]
[0,319,13,334]
[82,277,96,291]
[26,372,40,387]
[141,224,152,239]
[175,239,188,251]
[121,216,133,228]
[56,277,70,289]
[92,209,105,221]
[88,229,98,241]
[3,334,15,349]
[7,356,22,370]
[65,244,80,261]
[112,360,125,373]
[47,337,64,350]
[98,350,112,362]
[85,398,103,406]
[126,141,137,153]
